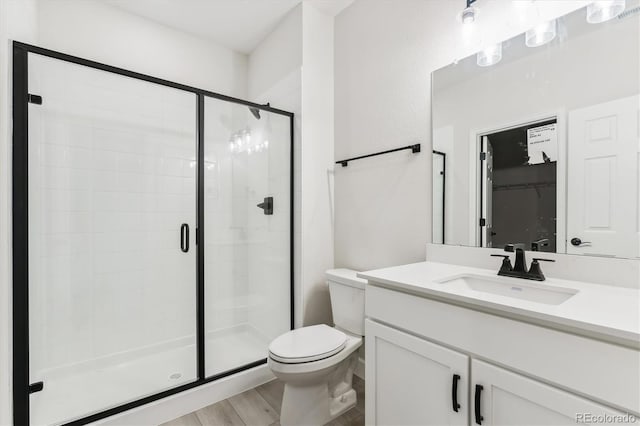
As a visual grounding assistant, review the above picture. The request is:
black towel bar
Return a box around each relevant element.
[336,143,421,167]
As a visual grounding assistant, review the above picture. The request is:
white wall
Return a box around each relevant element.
[300,3,335,326]
[35,0,248,98]
[334,0,590,271]
[248,2,336,327]
[249,5,305,328]
[248,6,302,101]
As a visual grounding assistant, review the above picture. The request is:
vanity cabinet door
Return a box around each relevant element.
[365,319,468,426]
[471,359,629,425]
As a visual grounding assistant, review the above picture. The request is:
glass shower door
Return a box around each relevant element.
[27,53,198,424]
[203,96,291,377]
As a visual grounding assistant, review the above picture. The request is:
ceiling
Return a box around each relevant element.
[105,0,354,54]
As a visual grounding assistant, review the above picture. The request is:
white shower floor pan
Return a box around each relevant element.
[30,326,270,426]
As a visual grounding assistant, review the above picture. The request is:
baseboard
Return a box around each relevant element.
[354,356,365,380]
[96,364,275,426]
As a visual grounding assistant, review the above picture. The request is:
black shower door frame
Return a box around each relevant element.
[12,41,294,426]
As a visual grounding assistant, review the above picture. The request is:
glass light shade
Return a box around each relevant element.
[526,19,557,47]
[587,0,626,24]
[461,7,476,24]
[477,43,503,67]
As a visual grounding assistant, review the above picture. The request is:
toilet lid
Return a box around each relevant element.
[269,324,347,363]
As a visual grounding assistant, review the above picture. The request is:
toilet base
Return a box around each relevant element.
[280,384,356,426]
[279,352,358,426]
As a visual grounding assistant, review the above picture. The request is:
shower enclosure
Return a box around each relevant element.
[12,42,293,426]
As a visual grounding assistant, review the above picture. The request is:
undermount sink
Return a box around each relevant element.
[435,273,579,305]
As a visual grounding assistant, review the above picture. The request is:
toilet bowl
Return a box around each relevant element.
[267,269,366,426]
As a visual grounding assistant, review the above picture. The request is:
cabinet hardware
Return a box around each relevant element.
[452,374,461,412]
[474,384,484,424]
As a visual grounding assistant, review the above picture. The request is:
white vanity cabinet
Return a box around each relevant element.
[472,360,627,426]
[365,320,468,425]
[364,283,639,426]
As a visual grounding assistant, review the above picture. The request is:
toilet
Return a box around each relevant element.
[268,269,366,426]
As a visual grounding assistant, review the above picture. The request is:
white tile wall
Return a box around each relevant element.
[247,112,292,341]
[203,96,291,374]
[203,97,250,348]
[28,54,198,380]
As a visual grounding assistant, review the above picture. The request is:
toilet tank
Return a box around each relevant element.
[326,269,367,336]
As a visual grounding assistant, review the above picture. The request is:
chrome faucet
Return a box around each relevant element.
[491,244,555,281]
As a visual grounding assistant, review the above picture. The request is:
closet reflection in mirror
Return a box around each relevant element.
[431,2,640,258]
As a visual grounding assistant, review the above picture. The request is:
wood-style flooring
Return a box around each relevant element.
[161,376,365,426]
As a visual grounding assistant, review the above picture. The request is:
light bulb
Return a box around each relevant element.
[525,19,557,47]
[587,0,625,24]
[477,43,502,67]
[460,6,476,24]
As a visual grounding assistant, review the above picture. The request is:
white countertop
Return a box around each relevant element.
[358,261,640,348]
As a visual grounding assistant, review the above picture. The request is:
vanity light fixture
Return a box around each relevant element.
[460,0,477,25]
[525,19,557,47]
[477,42,502,67]
[587,0,626,23]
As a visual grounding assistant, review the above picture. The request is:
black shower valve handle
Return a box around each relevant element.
[256,196,274,215]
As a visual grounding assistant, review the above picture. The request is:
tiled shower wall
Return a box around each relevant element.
[204,99,249,336]
[204,96,292,344]
[28,54,198,375]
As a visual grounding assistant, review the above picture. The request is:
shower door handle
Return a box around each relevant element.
[180,224,189,253]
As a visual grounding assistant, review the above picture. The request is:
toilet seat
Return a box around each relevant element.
[269,325,347,364]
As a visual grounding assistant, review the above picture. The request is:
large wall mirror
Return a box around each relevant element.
[431,1,640,259]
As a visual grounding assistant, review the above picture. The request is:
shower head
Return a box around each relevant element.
[249,103,270,120]
[249,107,261,120]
